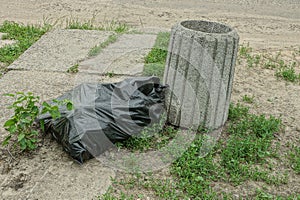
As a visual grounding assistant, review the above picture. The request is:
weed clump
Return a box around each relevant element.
[0,21,50,64]
[143,32,170,79]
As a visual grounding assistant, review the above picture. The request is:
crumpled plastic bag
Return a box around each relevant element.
[37,76,167,163]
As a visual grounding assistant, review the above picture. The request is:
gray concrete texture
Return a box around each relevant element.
[79,34,156,75]
[8,29,113,72]
[164,20,239,129]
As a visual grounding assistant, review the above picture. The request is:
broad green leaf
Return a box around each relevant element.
[52,105,59,110]
[8,125,17,133]
[18,133,25,141]
[30,138,37,143]
[4,119,16,127]
[2,135,12,146]
[42,102,50,107]
[41,107,49,114]
[66,102,74,110]
[50,109,61,119]
[27,140,36,150]
[20,139,27,150]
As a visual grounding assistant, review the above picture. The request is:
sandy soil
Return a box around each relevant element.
[0,0,300,199]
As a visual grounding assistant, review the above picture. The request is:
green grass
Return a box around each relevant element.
[254,188,300,200]
[115,125,177,152]
[99,102,288,199]
[67,63,79,73]
[88,34,118,57]
[143,32,170,79]
[238,43,261,68]
[275,61,300,82]
[242,94,255,103]
[0,21,50,65]
[289,144,300,174]
[66,18,129,33]
[238,43,300,83]
[105,71,115,78]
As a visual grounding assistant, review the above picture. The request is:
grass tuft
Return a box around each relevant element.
[0,21,51,65]
[242,94,255,103]
[67,63,79,73]
[275,61,300,82]
[116,125,177,152]
[88,34,118,57]
[66,18,129,33]
[289,144,300,174]
[143,32,170,79]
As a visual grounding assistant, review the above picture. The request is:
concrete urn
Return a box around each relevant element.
[163,20,239,129]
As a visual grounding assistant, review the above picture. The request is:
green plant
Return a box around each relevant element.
[2,92,41,151]
[2,92,73,151]
[143,32,170,79]
[67,63,79,73]
[66,18,129,33]
[105,71,115,78]
[143,63,165,79]
[0,21,51,65]
[275,61,300,82]
[228,103,249,121]
[242,94,255,103]
[100,101,286,199]
[238,43,300,84]
[116,125,177,152]
[263,52,281,69]
[144,32,169,64]
[289,144,300,174]
[239,43,252,57]
[171,134,221,199]
[254,189,300,200]
[221,103,282,185]
[66,18,95,30]
[238,43,260,67]
[88,34,118,57]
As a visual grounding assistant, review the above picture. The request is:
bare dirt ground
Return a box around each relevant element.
[0,0,300,199]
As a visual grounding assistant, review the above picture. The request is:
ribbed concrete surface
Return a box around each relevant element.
[164,20,239,129]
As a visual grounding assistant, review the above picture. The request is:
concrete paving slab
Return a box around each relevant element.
[7,29,113,72]
[79,34,156,75]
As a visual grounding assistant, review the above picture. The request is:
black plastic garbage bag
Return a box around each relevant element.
[37,77,167,163]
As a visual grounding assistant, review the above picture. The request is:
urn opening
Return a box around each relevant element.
[181,20,232,34]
